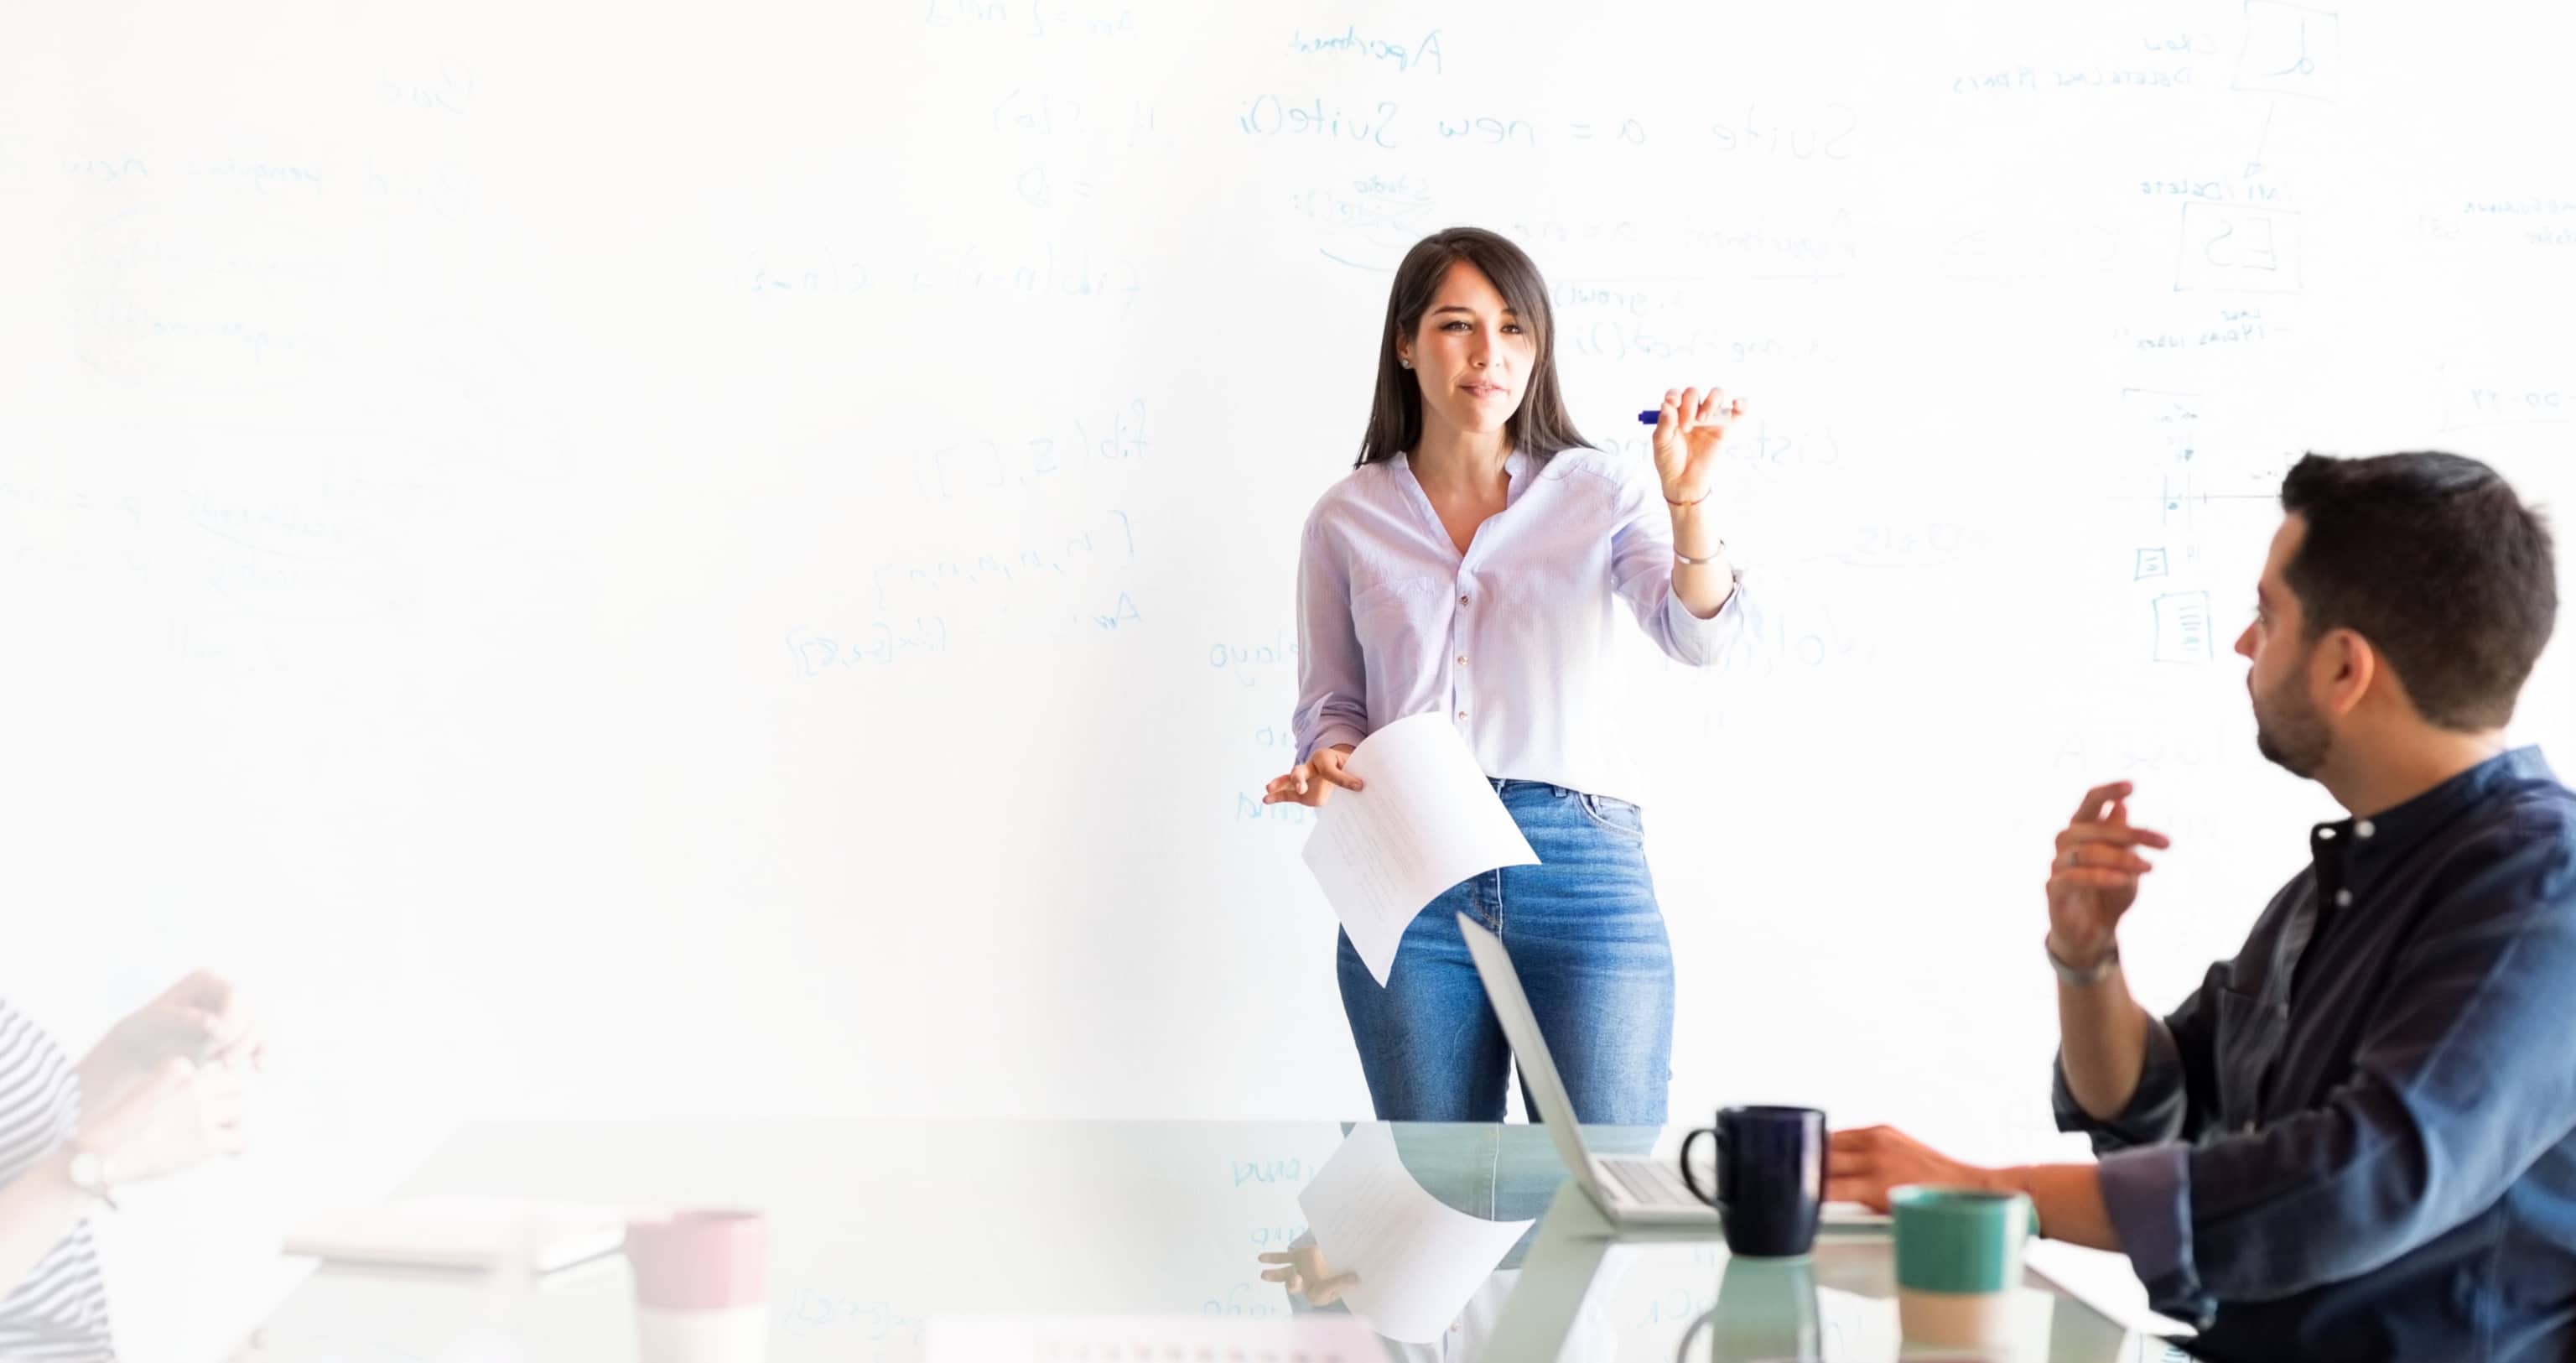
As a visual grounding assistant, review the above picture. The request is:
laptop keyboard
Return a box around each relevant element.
[1602,1155,1704,1209]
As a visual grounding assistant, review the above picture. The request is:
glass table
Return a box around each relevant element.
[243,1119,2179,1360]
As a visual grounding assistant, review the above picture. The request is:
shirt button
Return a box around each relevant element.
[1459,595,1472,606]
[2241,1119,2259,1135]
[1456,654,1469,666]
[2335,889,2354,907]
[2355,819,2376,839]
[1457,710,1469,721]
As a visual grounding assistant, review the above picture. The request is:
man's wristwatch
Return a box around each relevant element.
[65,1147,119,1210]
[2044,935,2120,986]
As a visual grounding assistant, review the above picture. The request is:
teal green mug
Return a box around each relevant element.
[1890,1185,2032,1348]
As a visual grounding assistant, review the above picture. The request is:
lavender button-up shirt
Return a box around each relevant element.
[1292,445,1750,806]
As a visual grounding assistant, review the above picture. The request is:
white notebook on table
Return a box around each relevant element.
[284,1195,630,1275]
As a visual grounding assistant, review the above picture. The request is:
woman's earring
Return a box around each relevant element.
[1399,358,1413,369]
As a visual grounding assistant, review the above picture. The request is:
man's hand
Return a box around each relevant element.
[2047,783,2171,966]
[1826,1126,2005,1213]
[1831,1130,2127,1251]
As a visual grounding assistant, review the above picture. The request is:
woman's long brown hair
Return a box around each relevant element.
[1355,227,1588,468]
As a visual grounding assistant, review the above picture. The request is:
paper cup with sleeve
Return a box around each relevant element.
[1890,1185,2031,1349]
[626,1209,768,1363]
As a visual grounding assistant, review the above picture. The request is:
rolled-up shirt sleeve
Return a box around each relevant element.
[1292,515,1371,764]
[2053,975,2220,1153]
[2090,840,2576,1319]
[1607,462,1751,667]
[2048,971,2219,1321]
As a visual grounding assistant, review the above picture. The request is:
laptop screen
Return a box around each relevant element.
[1454,912,1605,1187]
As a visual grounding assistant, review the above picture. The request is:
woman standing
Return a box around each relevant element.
[1264,227,1751,1123]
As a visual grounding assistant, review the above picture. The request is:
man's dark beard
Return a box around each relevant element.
[2253,679,2332,778]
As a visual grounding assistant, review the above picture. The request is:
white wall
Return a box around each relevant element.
[5,0,2572,1179]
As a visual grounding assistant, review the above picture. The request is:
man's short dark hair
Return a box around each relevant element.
[2279,451,2556,730]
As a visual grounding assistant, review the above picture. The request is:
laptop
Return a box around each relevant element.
[1457,911,1888,1231]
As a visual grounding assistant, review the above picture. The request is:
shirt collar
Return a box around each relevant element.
[2311,746,2558,892]
[1393,448,1530,472]
[1394,449,1535,502]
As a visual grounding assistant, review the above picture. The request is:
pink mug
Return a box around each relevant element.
[626,1210,767,1363]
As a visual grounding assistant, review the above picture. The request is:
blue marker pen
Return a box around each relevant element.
[1639,399,1743,424]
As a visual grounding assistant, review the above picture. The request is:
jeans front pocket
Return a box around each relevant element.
[1575,791,1646,840]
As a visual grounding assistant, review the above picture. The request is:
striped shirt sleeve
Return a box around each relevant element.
[0,1001,115,1361]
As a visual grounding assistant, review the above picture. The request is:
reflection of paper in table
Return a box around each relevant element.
[1301,713,1539,987]
[925,1314,1382,1360]
[1299,1122,1535,1345]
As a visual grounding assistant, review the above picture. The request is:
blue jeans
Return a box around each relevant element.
[1337,780,1675,1124]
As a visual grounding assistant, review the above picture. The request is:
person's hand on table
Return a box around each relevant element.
[1826,1125,2004,1213]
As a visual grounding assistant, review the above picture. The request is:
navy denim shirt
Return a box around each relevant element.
[2054,747,2576,1361]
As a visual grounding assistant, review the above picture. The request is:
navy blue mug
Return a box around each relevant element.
[1680,1105,1828,1258]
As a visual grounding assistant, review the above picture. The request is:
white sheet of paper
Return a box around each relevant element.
[1297,1122,1535,1344]
[923,1314,1383,1360]
[1301,713,1539,986]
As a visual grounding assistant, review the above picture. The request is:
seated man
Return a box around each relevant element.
[1832,451,2573,1362]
